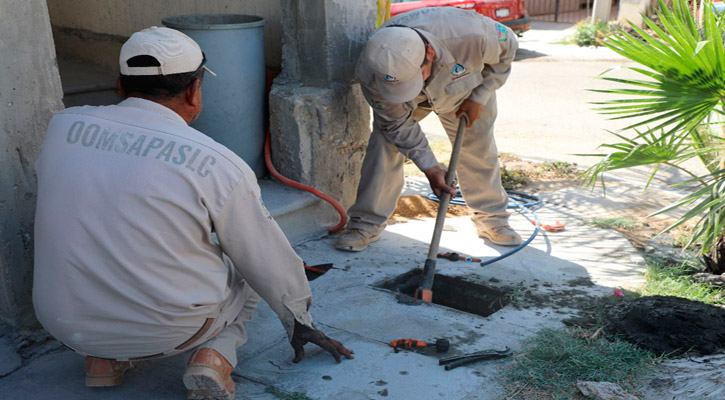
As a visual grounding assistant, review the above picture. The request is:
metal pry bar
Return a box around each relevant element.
[439,347,513,370]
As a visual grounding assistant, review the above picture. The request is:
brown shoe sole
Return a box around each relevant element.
[184,365,234,400]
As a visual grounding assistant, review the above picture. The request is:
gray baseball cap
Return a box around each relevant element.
[362,26,425,103]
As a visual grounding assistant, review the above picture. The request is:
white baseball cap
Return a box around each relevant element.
[120,26,216,77]
[362,26,426,103]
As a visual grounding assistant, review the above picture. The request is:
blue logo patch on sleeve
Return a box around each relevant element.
[452,63,466,76]
[496,23,508,42]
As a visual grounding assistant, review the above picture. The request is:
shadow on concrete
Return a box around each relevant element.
[0,351,188,400]
[515,48,549,61]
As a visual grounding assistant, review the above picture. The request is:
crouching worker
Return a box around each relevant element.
[33,27,352,400]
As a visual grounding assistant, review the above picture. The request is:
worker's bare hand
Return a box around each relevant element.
[424,165,456,199]
[455,99,482,127]
[291,321,354,363]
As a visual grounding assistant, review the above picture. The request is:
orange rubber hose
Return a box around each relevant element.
[264,128,348,232]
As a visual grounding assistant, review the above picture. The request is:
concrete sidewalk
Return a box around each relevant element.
[0,21,680,400]
[0,176,652,399]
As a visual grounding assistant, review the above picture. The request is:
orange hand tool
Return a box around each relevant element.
[531,220,565,232]
[389,338,450,353]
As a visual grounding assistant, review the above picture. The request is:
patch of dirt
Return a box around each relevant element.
[500,157,580,192]
[502,281,595,311]
[392,159,579,223]
[388,195,473,223]
[605,295,725,356]
[566,277,596,288]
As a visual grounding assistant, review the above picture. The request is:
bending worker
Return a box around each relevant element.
[337,7,522,252]
[33,27,352,400]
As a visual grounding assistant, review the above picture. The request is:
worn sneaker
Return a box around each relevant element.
[85,356,135,387]
[335,228,381,252]
[477,225,523,246]
[183,348,235,400]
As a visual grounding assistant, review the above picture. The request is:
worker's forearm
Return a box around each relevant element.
[213,175,314,339]
[373,114,438,171]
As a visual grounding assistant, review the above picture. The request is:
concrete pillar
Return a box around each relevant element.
[0,0,64,326]
[617,0,652,27]
[592,0,613,23]
[270,0,374,212]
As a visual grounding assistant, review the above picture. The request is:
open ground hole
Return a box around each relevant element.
[377,269,511,317]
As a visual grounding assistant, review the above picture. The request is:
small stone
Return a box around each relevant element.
[322,375,332,381]
[577,381,638,400]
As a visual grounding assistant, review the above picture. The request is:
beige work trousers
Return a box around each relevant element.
[194,257,261,367]
[102,256,260,367]
[348,93,509,233]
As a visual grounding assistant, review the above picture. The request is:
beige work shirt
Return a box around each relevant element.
[356,7,518,171]
[33,98,313,359]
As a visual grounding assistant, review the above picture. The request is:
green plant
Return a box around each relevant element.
[572,19,615,47]
[638,256,724,303]
[505,328,658,399]
[541,160,578,175]
[499,152,521,163]
[588,216,641,230]
[582,0,725,274]
[501,166,532,189]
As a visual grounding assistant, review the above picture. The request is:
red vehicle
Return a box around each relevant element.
[391,0,531,35]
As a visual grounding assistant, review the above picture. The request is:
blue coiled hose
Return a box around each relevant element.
[425,190,541,266]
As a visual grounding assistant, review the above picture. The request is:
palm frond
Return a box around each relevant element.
[579,127,700,189]
[585,0,725,257]
[594,0,725,153]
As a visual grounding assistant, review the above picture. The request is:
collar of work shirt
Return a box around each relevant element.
[414,29,455,107]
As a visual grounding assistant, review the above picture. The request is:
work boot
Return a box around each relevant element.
[335,228,381,252]
[183,348,235,400]
[477,225,523,246]
[84,356,135,387]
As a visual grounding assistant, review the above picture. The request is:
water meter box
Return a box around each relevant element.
[163,14,267,178]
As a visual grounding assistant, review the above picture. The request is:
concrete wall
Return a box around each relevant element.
[46,0,283,69]
[0,0,64,326]
[617,0,650,26]
[270,0,374,212]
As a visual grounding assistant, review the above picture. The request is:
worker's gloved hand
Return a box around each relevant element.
[291,320,354,363]
[424,165,456,199]
[455,99,482,128]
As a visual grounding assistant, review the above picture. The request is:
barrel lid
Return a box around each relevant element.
[162,14,265,30]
